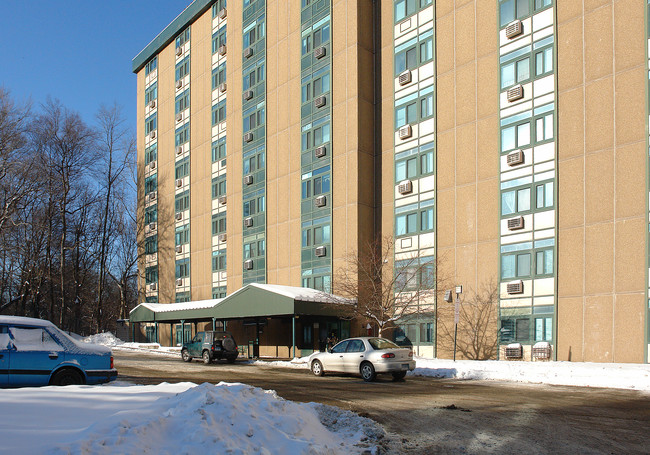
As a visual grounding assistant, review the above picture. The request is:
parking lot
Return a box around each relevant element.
[115,350,650,454]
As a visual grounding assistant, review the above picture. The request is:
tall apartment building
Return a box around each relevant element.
[134,0,649,363]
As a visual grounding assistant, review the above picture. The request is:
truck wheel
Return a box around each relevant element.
[181,349,192,362]
[202,350,211,364]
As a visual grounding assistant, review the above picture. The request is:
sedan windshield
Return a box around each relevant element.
[368,338,400,350]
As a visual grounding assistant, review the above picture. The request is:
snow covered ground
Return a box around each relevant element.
[0,381,384,454]
[87,331,650,391]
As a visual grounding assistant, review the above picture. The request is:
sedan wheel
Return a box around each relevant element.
[392,371,407,381]
[51,369,83,386]
[202,351,211,364]
[181,349,192,362]
[311,360,324,377]
[360,362,376,382]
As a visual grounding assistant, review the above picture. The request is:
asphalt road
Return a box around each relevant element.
[114,350,650,454]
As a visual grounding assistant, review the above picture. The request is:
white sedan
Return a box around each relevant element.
[310,337,415,382]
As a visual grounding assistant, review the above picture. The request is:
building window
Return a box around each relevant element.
[535,181,554,209]
[501,252,531,279]
[175,190,190,213]
[144,235,158,254]
[535,112,554,143]
[301,166,331,199]
[499,0,531,28]
[243,62,265,91]
[212,250,227,271]
[395,101,417,129]
[534,0,552,12]
[212,0,227,17]
[144,175,157,194]
[144,206,157,224]
[175,89,190,114]
[175,28,191,48]
[145,266,158,284]
[394,45,417,76]
[145,57,157,76]
[501,55,530,89]
[175,124,190,147]
[175,258,190,278]
[535,248,554,276]
[175,56,190,81]
[212,99,227,125]
[535,46,553,77]
[501,186,530,216]
[419,36,433,63]
[145,143,157,165]
[212,286,227,299]
[395,0,416,23]
[535,317,553,341]
[244,20,265,48]
[501,120,530,153]
[420,93,434,120]
[212,26,227,54]
[212,138,226,162]
[419,323,434,343]
[212,63,227,89]
[175,224,190,246]
[175,157,190,180]
[145,83,157,105]
[212,175,227,199]
[302,223,331,247]
[395,156,417,181]
[243,105,265,133]
[243,196,265,216]
[212,213,226,235]
[500,317,531,343]
[145,114,157,135]
[396,213,417,236]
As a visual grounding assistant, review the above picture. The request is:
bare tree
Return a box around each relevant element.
[436,281,499,360]
[332,235,436,338]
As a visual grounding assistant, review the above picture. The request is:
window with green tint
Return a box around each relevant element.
[535,112,554,143]
[535,47,553,77]
[212,138,226,162]
[394,46,417,75]
[144,175,157,193]
[212,213,226,235]
[396,213,417,236]
[212,63,227,89]
[243,107,265,132]
[145,144,157,165]
[535,249,554,276]
[175,224,189,246]
[420,151,434,175]
[144,206,157,224]
[499,0,530,28]
[175,157,189,180]
[396,157,417,181]
[175,28,190,48]
[243,196,265,217]
[212,175,226,198]
[312,22,330,48]
[243,63,265,90]
[419,323,434,343]
[212,250,227,271]
[395,101,417,128]
[212,0,226,17]
[501,121,530,152]
[175,190,189,213]
[145,114,157,135]
[212,27,227,54]
[420,37,433,63]
[535,181,554,209]
[243,150,265,174]
[145,57,157,76]
[145,266,158,284]
[175,124,189,146]
[144,235,158,254]
[175,56,190,80]
[212,100,227,125]
[501,252,531,279]
[395,0,416,22]
[420,94,434,119]
[145,83,157,104]
[175,258,189,278]
[175,90,190,114]
[534,0,552,11]
[501,187,531,216]
[535,317,553,341]
[420,208,434,232]
[500,56,530,89]
[420,0,432,6]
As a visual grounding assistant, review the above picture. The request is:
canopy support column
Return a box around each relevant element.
[212,318,216,331]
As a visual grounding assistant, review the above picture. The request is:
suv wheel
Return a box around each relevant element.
[202,350,211,364]
[181,349,192,362]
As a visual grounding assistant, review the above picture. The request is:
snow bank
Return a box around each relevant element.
[83,332,124,346]
[0,382,384,454]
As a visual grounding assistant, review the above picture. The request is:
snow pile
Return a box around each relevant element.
[83,332,123,346]
[410,357,650,391]
[0,382,384,454]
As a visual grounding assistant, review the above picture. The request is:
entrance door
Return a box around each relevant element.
[175,324,191,346]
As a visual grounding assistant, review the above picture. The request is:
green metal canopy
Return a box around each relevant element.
[129,283,349,323]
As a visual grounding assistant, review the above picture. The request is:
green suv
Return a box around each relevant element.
[181,331,238,364]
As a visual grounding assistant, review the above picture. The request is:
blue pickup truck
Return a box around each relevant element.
[0,316,117,387]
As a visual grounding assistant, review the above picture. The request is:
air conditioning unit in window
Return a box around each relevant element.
[314,96,327,108]
[244,217,253,228]
[218,44,227,56]
[218,8,227,19]
[314,46,326,59]
[176,113,183,123]
[507,280,524,295]
[243,174,253,185]
[176,79,183,90]
[398,180,413,195]
[149,131,156,140]
[219,196,227,205]
[148,222,157,232]
[243,90,254,101]
[507,216,524,231]
[176,146,183,155]
[243,132,253,143]
[149,192,157,202]
[148,100,156,109]
[398,70,412,86]
[507,84,524,102]
[315,195,326,207]
[244,259,253,270]
[176,179,183,188]
[175,212,183,221]
[398,125,412,140]
[219,233,227,242]
[315,246,326,257]
[176,278,183,287]
[176,245,183,254]
[243,47,254,58]
[149,161,156,171]
[176,46,183,56]
[150,282,157,291]
[315,145,327,158]
[506,150,524,166]
[505,20,523,39]
[532,342,552,360]
[505,343,523,359]
[219,83,227,93]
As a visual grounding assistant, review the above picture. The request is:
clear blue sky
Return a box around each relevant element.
[0,0,193,130]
